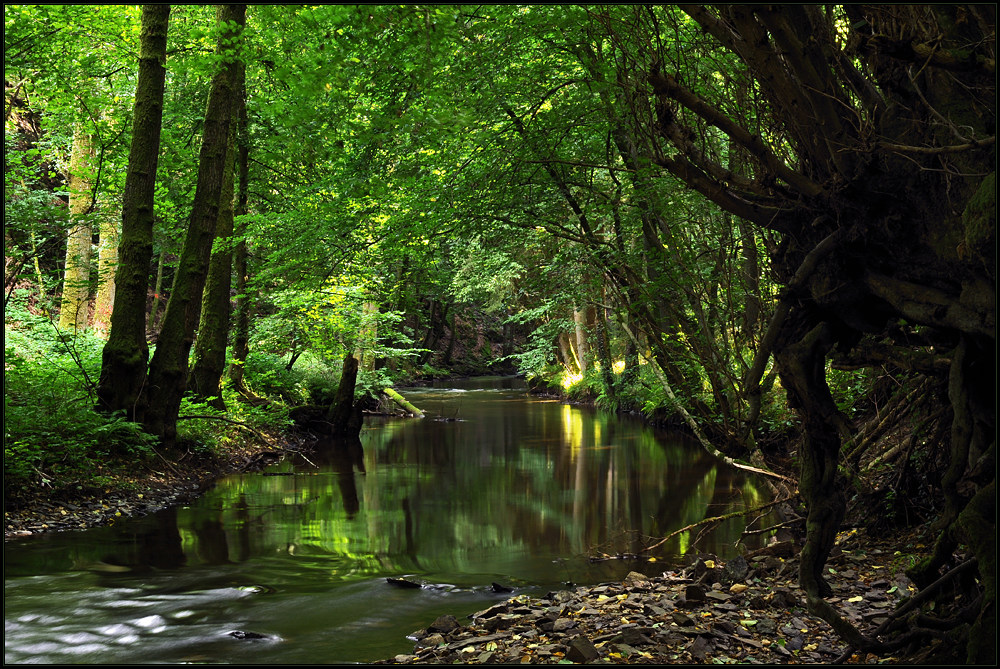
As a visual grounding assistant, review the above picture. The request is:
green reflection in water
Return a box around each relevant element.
[4,379,778,665]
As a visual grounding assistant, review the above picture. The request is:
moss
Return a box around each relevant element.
[961,172,996,274]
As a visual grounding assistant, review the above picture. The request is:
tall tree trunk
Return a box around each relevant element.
[189,61,243,409]
[57,122,96,331]
[143,4,245,444]
[228,77,253,397]
[92,206,119,338]
[96,4,170,418]
[573,305,594,374]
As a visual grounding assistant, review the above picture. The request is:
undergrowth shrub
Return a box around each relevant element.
[4,317,157,500]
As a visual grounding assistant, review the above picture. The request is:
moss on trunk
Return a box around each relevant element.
[143,5,246,444]
[96,4,170,419]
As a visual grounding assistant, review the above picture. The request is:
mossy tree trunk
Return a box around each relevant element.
[96,4,170,419]
[189,61,243,409]
[57,121,97,332]
[227,77,253,397]
[327,354,362,438]
[143,4,246,444]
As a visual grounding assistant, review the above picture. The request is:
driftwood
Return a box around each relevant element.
[383,388,424,417]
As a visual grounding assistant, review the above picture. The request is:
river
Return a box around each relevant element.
[4,377,772,664]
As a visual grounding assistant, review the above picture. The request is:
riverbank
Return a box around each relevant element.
[3,427,307,540]
[374,532,940,665]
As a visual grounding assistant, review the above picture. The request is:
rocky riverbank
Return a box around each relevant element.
[376,534,932,665]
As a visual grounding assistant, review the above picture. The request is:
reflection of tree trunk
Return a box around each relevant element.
[58,122,96,332]
[402,497,419,564]
[193,517,231,565]
[233,495,251,562]
[308,437,366,518]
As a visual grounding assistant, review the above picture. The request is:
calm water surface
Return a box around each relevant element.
[4,377,771,664]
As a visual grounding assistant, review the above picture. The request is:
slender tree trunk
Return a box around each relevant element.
[57,122,96,331]
[148,245,166,332]
[228,78,252,396]
[92,206,119,338]
[573,306,593,374]
[143,4,245,444]
[189,62,243,409]
[96,4,170,418]
[356,299,378,373]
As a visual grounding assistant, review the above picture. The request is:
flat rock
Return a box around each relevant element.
[566,635,600,662]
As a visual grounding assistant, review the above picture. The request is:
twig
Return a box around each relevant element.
[740,516,804,536]
[643,493,798,553]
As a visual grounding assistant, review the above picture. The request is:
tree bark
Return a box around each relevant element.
[92,206,119,338]
[96,4,170,418]
[327,354,362,438]
[189,61,243,409]
[57,121,96,332]
[148,245,166,332]
[143,4,246,444]
[227,76,252,397]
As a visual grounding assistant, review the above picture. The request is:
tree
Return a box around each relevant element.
[143,4,246,444]
[56,119,97,331]
[189,61,244,409]
[621,4,994,658]
[96,4,171,419]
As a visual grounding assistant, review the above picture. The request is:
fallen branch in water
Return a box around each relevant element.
[383,388,425,417]
[642,493,799,554]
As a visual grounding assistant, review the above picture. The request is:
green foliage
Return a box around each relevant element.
[4,310,156,499]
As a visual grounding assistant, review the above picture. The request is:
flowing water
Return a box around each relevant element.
[4,377,772,664]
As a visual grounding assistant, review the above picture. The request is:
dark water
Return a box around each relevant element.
[4,377,772,664]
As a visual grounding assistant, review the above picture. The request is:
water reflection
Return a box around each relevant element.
[4,377,775,664]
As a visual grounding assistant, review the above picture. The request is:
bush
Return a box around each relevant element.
[4,319,157,501]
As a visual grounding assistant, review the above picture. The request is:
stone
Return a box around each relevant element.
[428,614,461,634]
[671,611,696,626]
[552,617,577,632]
[620,627,653,645]
[415,633,445,648]
[566,635,600,662]
[624,571,651,588]
[684,584,706,601]
[719,555,749,584]
[706,590,732,601]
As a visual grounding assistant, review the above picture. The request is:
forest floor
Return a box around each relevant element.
[3,420,949,665]
[373,531,941,665]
